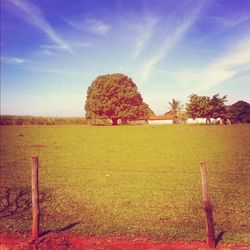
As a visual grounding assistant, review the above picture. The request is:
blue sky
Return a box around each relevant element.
[1,0,250,116]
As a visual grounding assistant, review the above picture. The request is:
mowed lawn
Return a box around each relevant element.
[0,125,249,243]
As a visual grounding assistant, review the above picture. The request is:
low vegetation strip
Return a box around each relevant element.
[0,115,86,125]
[0,125,249,244]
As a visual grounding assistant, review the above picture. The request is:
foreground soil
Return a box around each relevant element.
[1,233,250,250]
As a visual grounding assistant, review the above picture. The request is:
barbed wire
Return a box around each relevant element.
[1,183,249,197]
[1,164,249,177]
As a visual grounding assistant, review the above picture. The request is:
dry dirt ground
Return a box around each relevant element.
[1,233,250,250]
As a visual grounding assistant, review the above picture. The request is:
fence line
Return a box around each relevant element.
[2,164,249,176]
[2,156,250,249]
[1,183,247,196]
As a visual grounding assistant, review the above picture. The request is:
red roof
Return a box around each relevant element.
[129,117,148,120]
[148,114,175,120]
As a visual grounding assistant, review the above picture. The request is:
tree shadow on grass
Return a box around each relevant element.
[0,187,50,219]
[216,230,226,246]
[0,187,80,237]
[40,222,80,237]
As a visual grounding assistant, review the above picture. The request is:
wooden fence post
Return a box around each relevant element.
[199,161,216,248]
[32,156,40,241]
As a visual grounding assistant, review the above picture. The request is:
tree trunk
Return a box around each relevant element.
[121,118,128,125]
[112,118,118,126]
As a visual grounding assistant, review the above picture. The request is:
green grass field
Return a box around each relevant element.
[0,125,249,243]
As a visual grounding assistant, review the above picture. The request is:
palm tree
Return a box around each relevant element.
[167,98,182,117]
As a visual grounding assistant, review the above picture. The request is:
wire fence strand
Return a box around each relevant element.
[1,164,249,177]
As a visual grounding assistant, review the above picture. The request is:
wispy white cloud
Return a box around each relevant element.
[133,15,158,60]
[23,66,84,76]
[139,2,207,82]
[193,13,250,46]
[40,41,91,55]
[1,56,25,64]
[71,42,92,48]
[41,42,90,50]
[214,13,250,28]
[65,18,110,36]
[40,50,53,56]
[161,37,250,92]
[213,43,250,71]
[86,18,110,35]
[40,44,63,50]
[197,37,250,91]
[9,0,73,53]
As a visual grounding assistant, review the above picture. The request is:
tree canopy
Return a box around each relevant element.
[186,94,210,120]
[85,73,154,125]
[229,101,250,123]
[186,94,227,123]
[209,94,227,119]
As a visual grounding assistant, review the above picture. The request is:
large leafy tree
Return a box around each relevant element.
[229,101,250,123]
[186,94,227,123]
[85,73,153,125]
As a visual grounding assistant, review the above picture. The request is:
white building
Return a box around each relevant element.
[187,118,207,124]
[148,115,174,125]
[187,117,223,124]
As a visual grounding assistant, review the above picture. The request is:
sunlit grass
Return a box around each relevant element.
[0,125,249,243]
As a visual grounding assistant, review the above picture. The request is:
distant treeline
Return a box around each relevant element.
[0,115,86,125]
